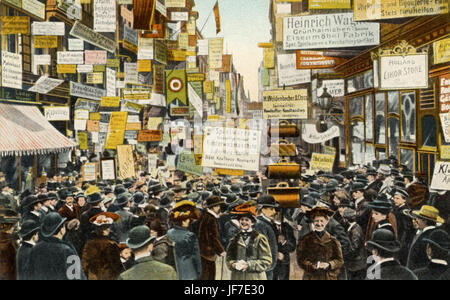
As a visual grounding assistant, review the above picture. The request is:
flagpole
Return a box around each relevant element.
[199,0,218,35]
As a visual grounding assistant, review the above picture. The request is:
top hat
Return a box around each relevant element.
[87,192,104,204]
[305,205,335,219]
[40,212,67,238]
[423,229,450,253]
[206,195,225,208]
[257,194,279,208]
[126,225,156,249]
[368,194,393,214]
[89,212,120,226]
[366,228,401,253]
[407,205,444,224]
[20,219,40,237]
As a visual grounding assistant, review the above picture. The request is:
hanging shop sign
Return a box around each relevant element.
[277,53,311,86]
[100,158,116,180]
[82,162,97,182]
[372,41,428,90]
[70,81,106,101]
[70,21,117,53]
[137,130,163,142]
[32,22,65,35]
[44,106,70,121]
[117,144,136,179]
[94,0,116,32]
[296,52,347,69]
[176,151,203,176]
[353,0,449,21]
[430,161,450,191]
[434,37,450,65]
[302,124,340,144]
[310,153,335,173]
[283,13,380,50]
[440,74,450,113]
[440,112,450,143]
[1,51,22,90]
[262,89,308,120]
[0,16,30,35]
[34,36,58,48]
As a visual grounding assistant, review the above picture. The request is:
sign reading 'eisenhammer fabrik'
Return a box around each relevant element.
[283,12,380,50]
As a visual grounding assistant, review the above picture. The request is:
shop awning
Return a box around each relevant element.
[0,103,77,157]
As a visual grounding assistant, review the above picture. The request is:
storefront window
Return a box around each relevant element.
[349,96,363,118]
[388,118,400,158]
[421,115,437,147]
[0,156,19,190]
[400,148,414,171]
[351,121,364,165]
[365,144,375,164]
[401,92,416,143]
[388,91,399,114]
[37,155,56,179]
[377,148,387,160]
[365,94,373,140]
[375,93,386,144]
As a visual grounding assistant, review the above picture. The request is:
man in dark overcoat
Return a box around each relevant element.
[17,219,40,280]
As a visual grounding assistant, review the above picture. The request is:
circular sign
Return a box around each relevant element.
[168,77,183,92]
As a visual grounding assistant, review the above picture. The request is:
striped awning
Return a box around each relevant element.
[0,103,77,157]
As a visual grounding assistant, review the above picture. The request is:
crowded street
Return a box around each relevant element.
[0,0,449,281]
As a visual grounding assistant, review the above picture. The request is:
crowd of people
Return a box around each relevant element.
[0,157,449,280]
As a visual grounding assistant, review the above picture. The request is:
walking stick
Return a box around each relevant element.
[220,255,224,280]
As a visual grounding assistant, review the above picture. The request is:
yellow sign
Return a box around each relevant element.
[57,64,77,74]
[78,132,88,150]
[87,72,104,84]
[107,59,120,68]
[93,65,106,72]
[137,60,152,72]
[82,162,97,182]
[117,144,136,179]
[434,38,450,65]
[125,123,142,131]
[310,153,335,172]
[34,36,58,48]
[263,89,308,119]
[0,16,30,35]
[215,168,245,176]
[109,111,128,131]
[90,112,101,121]
[101,96,121,107]
[187,73,206,82]
[441,145,450,160]
[105,111,128,149]
[354,0,449,21]
[168,49,186,61]
[226,79,232,114]
[309,0,351,9]
[264,47,275,69]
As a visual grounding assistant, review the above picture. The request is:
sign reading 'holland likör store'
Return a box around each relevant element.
[283,13,380,50]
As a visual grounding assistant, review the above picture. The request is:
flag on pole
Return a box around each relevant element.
[214,1,221,34]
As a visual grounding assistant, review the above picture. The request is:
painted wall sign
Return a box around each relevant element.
[283,13,380,50]
[263,89,308,120]
[379,54,428,89]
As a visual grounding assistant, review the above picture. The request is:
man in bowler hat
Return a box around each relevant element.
[366,228,417,280]
[118,225,177,280]
[28,212,86,280]
[17,219,40,280]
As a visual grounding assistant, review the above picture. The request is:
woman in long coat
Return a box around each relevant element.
[167,200,202,280]
[226,203,272,280]
[81,212,124,280]
[297,206,344,280]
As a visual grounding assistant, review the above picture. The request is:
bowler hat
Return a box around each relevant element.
[116,192,132,206]
[333,174,344,184]
[171,185,186,193]
[159,193,173,208]
[40,212,67,237]
[103,187,113,195]
[87,192,104,204]
[46,181,59,191]
[19,219,40,237]
[224,193,238,205]
[366,168,377,176]
[206,195,225,208]
[230,184,241,194]
[133,192,146,205]
[201,191,213,202]
[257,194,279,208]
[407,205,444,224]
[37,193,49,203]
[220,185,231,195]
[368,194,393,214]
[366,228,401,253]
[340,170,355,179]
[423,229,450,252]
[114,185,127,196]
[22,195,41,209]
[350,182,366,193]
[126,225,156,249]
[354,174,368,185]
[308,182,322,193]
[393,188,409,200]
[377,164,391,176]
[300,195,317,208]
[47,192,59,201]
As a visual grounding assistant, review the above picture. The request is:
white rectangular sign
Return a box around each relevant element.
[57,51,84,64]
[379,54,428,89]
[171,11,189,21]
[29,76,64,94]
[70,81,106,101]
[68,39,84,51]
[277,53,311,86]
[430,161,450,191]
[44,106,70,121]
[94,0,117,32]
[202,126,261,172]
[32,22,65,35]
[440,112,450,143]
[77,64,94,73]
[34,54,51,65]
[106,67,117,97]
[124,62,138,84]
[1,51,22,90]
[283,13,380,50]
[198,39,209,56]
[23,0,46,19]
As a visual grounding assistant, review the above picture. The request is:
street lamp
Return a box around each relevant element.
[318,87,333,114]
